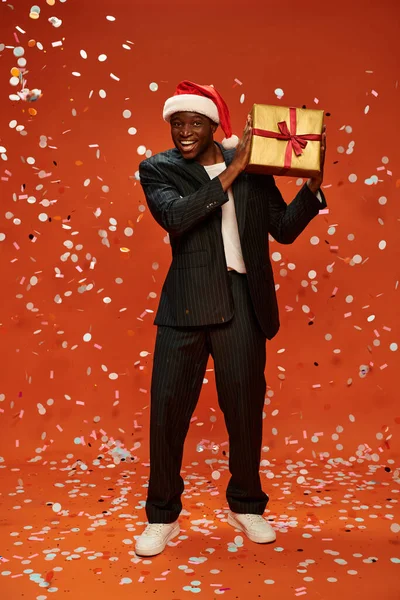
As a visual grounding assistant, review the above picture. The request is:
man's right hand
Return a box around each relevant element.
[231,113,253,173]
[218,114,253,192]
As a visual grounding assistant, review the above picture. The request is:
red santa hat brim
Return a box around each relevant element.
[163,94,219,124]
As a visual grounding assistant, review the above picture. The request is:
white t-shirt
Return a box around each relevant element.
[203,162,247,274]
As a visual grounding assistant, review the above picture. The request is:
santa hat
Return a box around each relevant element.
[163,80,239,149]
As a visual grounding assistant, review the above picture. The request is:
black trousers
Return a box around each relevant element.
[146,270,269,523]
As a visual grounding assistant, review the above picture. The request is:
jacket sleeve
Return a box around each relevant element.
[266,176,327,244]
[139,159,230,236]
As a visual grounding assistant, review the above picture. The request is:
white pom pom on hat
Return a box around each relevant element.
[163,80,239,149]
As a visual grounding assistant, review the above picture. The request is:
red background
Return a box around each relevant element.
[0,0,399,598]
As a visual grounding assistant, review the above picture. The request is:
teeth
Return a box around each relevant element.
[181,141,195,145]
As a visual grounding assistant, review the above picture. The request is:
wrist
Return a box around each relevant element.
[228,160,244,176]
[307,178,321,195]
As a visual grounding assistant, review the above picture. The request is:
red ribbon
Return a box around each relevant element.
[252,107,322,169]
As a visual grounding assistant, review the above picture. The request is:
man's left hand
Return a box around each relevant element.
[307,124,326,195]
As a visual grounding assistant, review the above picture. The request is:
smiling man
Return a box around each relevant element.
[135,80,327,557]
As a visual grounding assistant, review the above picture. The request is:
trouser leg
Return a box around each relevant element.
[208,271,269,514]
[146,325,209,523]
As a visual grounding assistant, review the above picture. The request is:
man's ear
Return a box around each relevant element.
[211,122,218,134]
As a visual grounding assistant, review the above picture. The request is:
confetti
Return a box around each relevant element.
[0,6,398,600]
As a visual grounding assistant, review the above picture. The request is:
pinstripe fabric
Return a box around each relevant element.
[139,140,328,524]
[146,270,269,523]
[139,142,327,340]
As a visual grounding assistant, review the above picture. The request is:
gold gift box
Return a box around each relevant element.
[246,104,324,178]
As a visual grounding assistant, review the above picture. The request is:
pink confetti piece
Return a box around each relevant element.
[371,89,378,96]
[344,312,352,318]
[94,344,102,349]
[15,440,19,447]
[380,364,388,370]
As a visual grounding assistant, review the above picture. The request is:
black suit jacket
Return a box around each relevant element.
[139,142,327,340]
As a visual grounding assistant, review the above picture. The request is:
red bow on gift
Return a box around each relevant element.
[252,107,322,169]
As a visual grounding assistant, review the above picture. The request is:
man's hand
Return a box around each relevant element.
[231,114,253,173]
[307,124,326,195]
[218,114,253,192]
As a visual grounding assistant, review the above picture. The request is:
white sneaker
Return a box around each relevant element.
[227,511,276,544]
[135,521,180,556]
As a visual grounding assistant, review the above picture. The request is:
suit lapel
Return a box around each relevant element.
[167,142,248,239]
[166,148,210,185]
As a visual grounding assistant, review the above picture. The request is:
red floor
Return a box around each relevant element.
[1,440,399,600]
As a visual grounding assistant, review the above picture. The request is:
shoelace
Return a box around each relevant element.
[143,523,170,536]
[242,514,266,524]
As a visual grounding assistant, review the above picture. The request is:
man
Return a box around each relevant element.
[135,80,327,556]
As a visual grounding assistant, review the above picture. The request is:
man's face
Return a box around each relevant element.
[170,111,218,160]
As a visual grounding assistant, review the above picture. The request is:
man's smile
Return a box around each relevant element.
[179,140,198,153]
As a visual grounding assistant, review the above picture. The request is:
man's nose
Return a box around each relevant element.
[181,126,193,137]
